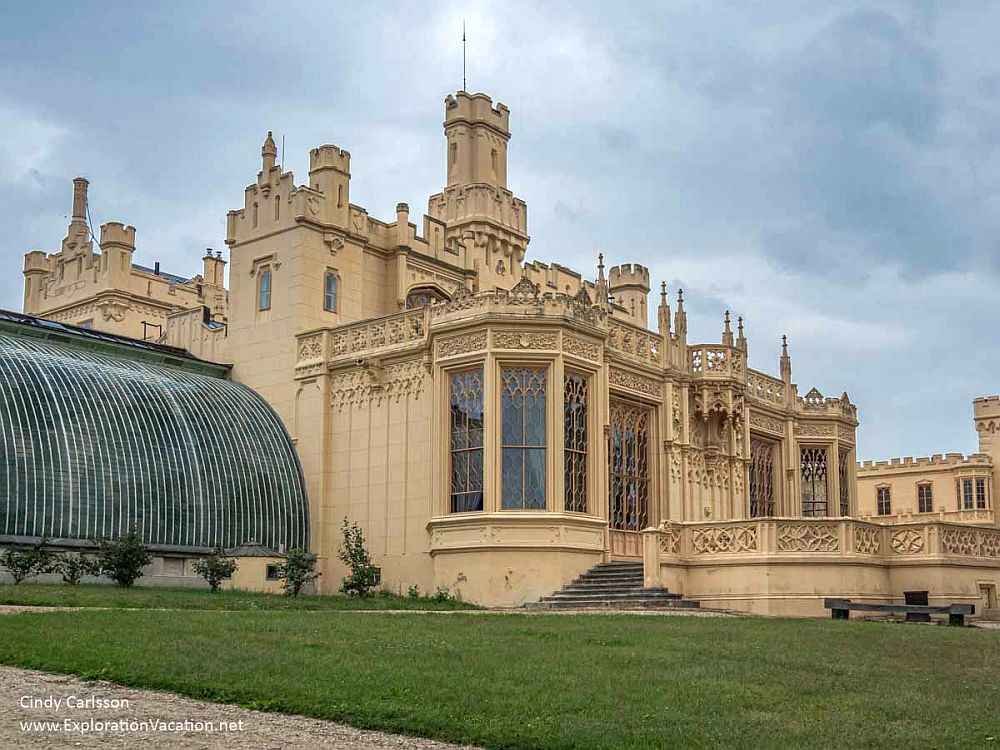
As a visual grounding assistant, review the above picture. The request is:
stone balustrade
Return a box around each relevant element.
[606,318,662,367]
[747,369,786,406]
[688,344,745,380]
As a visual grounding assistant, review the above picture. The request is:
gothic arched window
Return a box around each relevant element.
[749,437,776,517]
[801,447,828,517]
[501,368,547,510]
[609,401,649,531]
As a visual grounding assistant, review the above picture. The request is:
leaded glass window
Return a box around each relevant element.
[838,447,850,516]
[449,370,484,512]
[961,478,974,510]
[609,401,649,531]
[501,368,547,510]
[749,437,775,517]
[977,478,988,509]
[801,447,828,517]
[917,482,933,513]
[564,373,588,513]
[876,486,891,516]
[258,268,271,311]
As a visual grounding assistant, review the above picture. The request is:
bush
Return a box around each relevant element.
[57,553,99,585]
[337,518,378,597]
[96,528,152,588]
[191,549,238,592]
[277,548,320,597]
[432,586,459,603]
[407,584,420,599]
[1,537,56,584]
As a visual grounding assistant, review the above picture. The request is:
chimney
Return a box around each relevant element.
[154,261,160,275]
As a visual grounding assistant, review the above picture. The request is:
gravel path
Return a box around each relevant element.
[1,666,480,749]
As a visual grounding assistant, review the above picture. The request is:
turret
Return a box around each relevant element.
[22,251,51,314]
[308,144,351,227]
[395,203,410,247]
[443,91,510,189]
[202,248,226,288]
[99,222,136,285]
[608,263,650,321]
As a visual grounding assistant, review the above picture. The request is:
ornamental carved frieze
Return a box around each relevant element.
[853,526,881,555]
[749,411,785,436]
[437,331,487,358]
[330,359,427,411]
[777,523,839,552]
[837,424,856,443]
[658,522,681,555]
[690,525,758,554]
[563,334,601,361]
[609,367,660,398]
[297,335,324,362]
[492,330,558,350]
[795,422,836,438]
[889,529,925,555]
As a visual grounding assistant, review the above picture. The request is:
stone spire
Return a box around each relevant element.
[261,131,277,173]
[737,316,747,352]
[674,289,687,343]
[594,253,609,310]
[657,281,671,336]
[722,310,734,346]
[780,335,792,383]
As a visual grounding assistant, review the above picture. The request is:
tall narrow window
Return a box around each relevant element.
[564,373,588,513]
[449,370,484,512]
[501,368,547,510]
[801,447,828,517]
[838,448,850,516]
[961,478,974,510]
[257,268,271,311]
[275,195,281,220]
[917,482,933,513]
[252,202,259,228]
[324,272,338,312]
[876,486,891,516]
[609,401,649,531]
[749,437,776,517]
[977,478,988,509]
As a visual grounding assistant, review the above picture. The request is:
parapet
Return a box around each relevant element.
[974,395,1000,421]
[857,452,993,472]
[23,250,50,272]
[444,91,510,136]
[309,145,351,175]
[608,263,650,291]
[99,222,136,249]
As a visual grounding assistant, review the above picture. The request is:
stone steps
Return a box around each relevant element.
[528,561,700,611]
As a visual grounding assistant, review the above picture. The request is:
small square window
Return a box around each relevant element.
[266,564,279,581]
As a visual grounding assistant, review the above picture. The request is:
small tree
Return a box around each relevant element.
[57,553,99,585]
[96,528,152,588]
[337,518,378,597]
[191,549,238,592]
[277,548,320,597]
[1,537,56,584]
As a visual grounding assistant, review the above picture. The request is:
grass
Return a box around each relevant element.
[0,610,997,748]
[0,583,477,611]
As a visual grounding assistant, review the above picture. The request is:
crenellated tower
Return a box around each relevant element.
[608,263,650,323]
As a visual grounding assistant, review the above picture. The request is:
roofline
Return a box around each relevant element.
[0,309,231,377]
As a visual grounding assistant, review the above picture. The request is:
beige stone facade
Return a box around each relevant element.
[22,177,230,359]
[20,89,1000,616]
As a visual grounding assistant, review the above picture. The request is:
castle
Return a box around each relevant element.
[10,90,1000,615]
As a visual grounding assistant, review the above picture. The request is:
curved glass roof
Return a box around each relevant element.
[0,324,309,551]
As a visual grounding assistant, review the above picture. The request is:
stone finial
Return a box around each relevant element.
[660,281,667,306]
[262,131,277,172]
[737,316,747,352]
[595,253,609,310]
[780,334,792,383]
[722,310,733,346]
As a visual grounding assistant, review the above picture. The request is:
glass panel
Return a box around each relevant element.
[918,483,933,513]
[800,447,828,517]
[501,368,547,509]
[609,401,649,531]
[838,448,850,516]
[977,478,987,509]
[258,269,271,311]
[324,273,337,312]
[876,486,891,516]
[449,370,484,512]
[563,373,588,513]
[963,478,974,510]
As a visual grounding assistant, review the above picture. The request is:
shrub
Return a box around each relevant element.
[57,553,99,585]
[1,537,56,584]
[432,586,459,603]
[407,584,420,599]
[337,518,378,597]
[96,528,152,588]
[277,548,320,597]
[191,549,238,592]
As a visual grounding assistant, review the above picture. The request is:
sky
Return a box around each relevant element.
[1,1,997,461]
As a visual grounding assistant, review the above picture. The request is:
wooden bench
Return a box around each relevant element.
[824,598,975,626]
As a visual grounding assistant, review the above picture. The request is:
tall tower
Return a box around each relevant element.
[974,396,1000,510]
[427,92,529,289]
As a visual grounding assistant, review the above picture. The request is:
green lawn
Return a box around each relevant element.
[0,583,477,611]
[0,610,996,749]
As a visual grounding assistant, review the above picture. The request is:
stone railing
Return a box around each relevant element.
[327,308,429,361]
[606,319,662,367]
[747,369,786,406]
[645,519,1000,573]
[688,344,746,380]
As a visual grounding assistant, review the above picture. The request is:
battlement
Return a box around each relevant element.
[608,263,650,291]
[309,145,351,175]
[858,452,993,472]
[99,222,136,249]
[974,395,1000,421]
[444,91,510,136]
[23,250,49,272]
